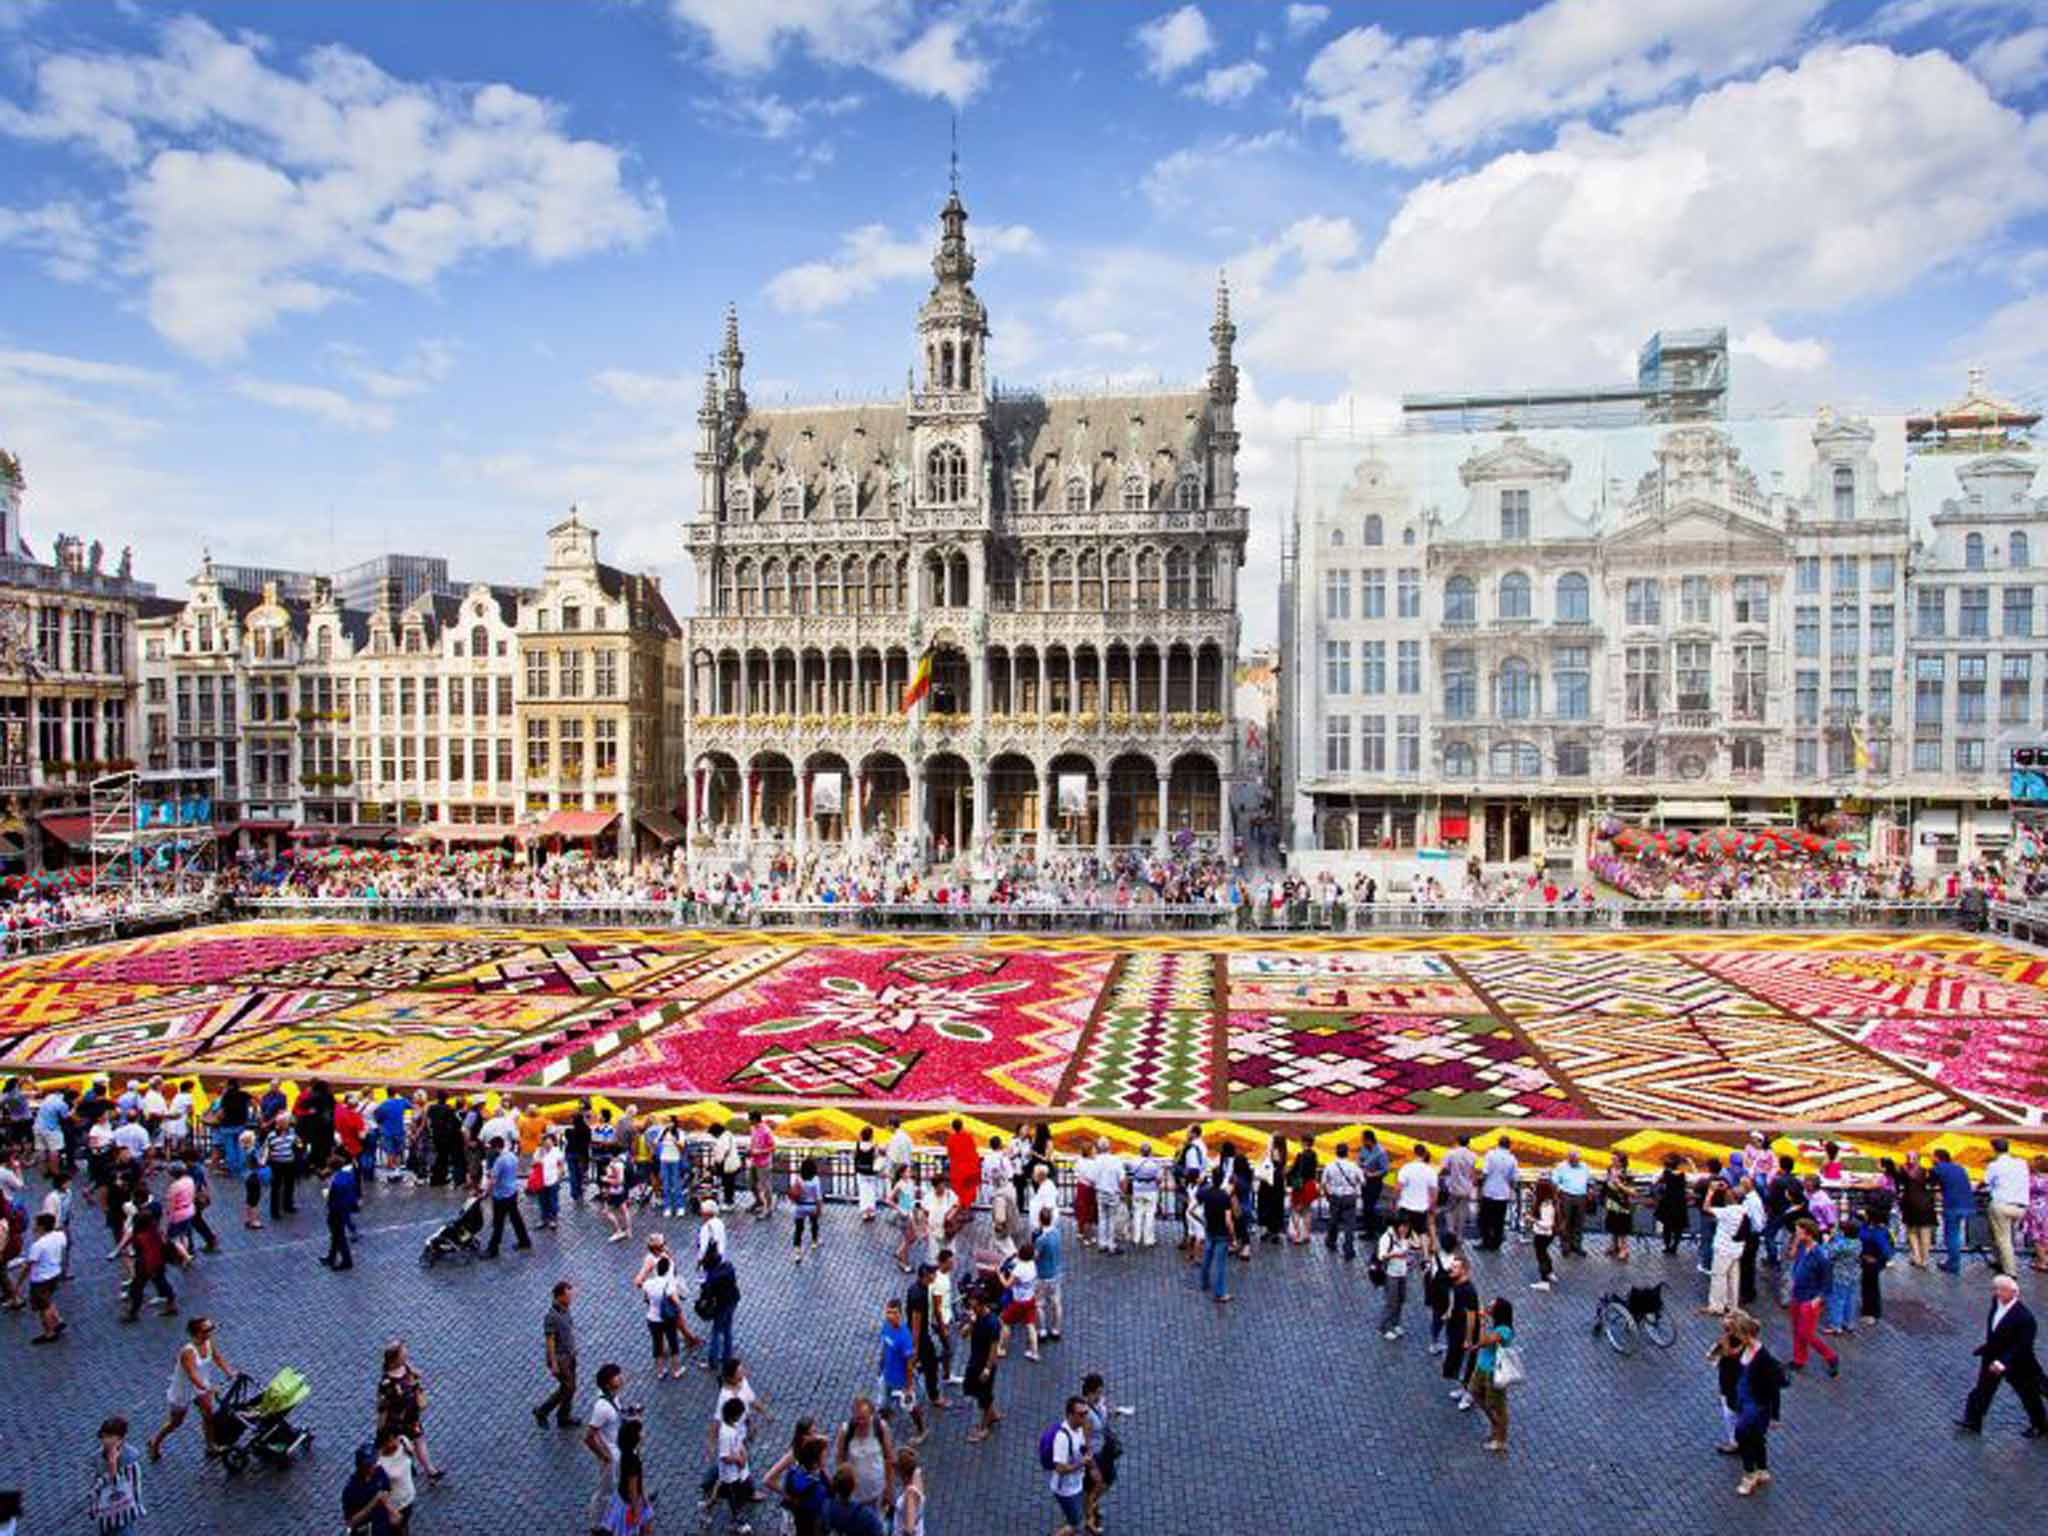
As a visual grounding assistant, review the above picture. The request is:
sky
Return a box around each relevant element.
[2,0,2046,646]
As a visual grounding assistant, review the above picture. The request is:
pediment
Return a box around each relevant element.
[1459,435,1573,486]
[1606,499,1784,553]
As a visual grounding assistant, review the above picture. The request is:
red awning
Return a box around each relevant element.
[533,810,618,841]
[37,813,94,848]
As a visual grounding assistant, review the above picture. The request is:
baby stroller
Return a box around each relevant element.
[419,1191,485,1267]
[213,1368,314,1475]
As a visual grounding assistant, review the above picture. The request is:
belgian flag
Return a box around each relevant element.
[901,650,933,712]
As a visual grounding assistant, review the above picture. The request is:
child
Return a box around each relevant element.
[239,1130,264,1230]
[601,1417,653,1535]
[1820,1222,1861,1334]
[711,1395,754,1532]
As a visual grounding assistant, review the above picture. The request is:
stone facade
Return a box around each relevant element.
[680,186,1246,867]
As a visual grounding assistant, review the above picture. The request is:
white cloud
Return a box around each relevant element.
[694,90,863,141]
[327,339,455,400]
[1298,0,1826,167]
[592,368,705,411]
[231,377,395,434]
[1969,26,2048,93]
[0,200,99,281]
[0,16,663,361]
[0,349,169,390]
[1189,60,1266,104]
[1140,130,1292,211]
[1134,6,1215,81]
[665,0,993,105]
[765,219,1039,313]
[1248,45,2048,402]
[1283,4,1330,41]
[1731,327,1829,373]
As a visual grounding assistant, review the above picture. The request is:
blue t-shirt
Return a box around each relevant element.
[879,1320,915,1389]
[1932,1160,1974,1212]
[373,1098,407,1139]
[1034,1224,1064,1282]
[1476,1321,1514,1374]
[490,1151,521,1201]
[33,1096,66,1134]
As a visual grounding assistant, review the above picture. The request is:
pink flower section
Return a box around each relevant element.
[1854,1015,2048,1118]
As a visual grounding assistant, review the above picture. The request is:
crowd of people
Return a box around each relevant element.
[3,1075,2046,1530]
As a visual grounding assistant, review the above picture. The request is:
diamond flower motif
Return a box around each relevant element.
[741,974,1030,1044]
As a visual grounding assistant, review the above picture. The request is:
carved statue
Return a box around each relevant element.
[117,547,132,579]
[88,540,102,574]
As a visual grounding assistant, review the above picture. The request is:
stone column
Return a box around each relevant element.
[738,650,751,720]
[742,767,756,859]
[1037,765,1054,851]
[1219,775,1235,858]
[1068,650,1079,718]
[1155,771,1171,855]
[908,761,927,865]
[973,764,990,853]
[1095,774,1110,864]
[795,770,809,856]
[850,768,865,856]
[1129,648,1139,717]
[1038,650,1048,716]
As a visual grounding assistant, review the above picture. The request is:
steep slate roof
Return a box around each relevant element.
[727,388,1212,515]
[596,562,680,636]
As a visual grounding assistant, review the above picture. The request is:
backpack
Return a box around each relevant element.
[1038,1423,1063,1472]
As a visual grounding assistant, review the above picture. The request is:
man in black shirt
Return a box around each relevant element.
[215,1082,251,1176]
[1442,1255,1481,1398]
[1197,1170,1236,1303]
[426,1094,463,1187]
[964,1289,1002,1443]
[907,1262,948,1409]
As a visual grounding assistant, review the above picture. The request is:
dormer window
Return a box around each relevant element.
[833,483,855,519]
[1121,473,1146,512]
[1177,478,1200,511]
[1833,465,1855,519]
[926,444,968,504]
[1500,488,1530,541]
[562,605,581,631]
[780,484,802,520]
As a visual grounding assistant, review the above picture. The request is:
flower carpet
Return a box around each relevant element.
[2,921,2048,1126]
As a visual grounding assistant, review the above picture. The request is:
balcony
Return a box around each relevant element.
[1662,709,1716,732]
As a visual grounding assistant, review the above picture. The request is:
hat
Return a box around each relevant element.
[355,1442,379,1468]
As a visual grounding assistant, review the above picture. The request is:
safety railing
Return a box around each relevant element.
[0,898,219,956]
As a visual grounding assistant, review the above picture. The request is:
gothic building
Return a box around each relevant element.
[680,185,1246,866]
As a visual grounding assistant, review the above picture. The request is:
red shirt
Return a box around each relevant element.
[945,1131,981,1201]
[335,1102,366,1157]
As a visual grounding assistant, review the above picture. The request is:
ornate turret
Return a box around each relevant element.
[1208,271,1238,405]
[915,162,989,401]
[0,449,21,559]
[1206,271,1240,506]
[719,303,747,421]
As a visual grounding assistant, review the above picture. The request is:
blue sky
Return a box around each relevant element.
[2,0,2046,643]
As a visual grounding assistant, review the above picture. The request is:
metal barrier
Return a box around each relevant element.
[227,895,1964,934]
[0,899,218,956]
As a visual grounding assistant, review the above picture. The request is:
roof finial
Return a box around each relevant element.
[949,113,959,197]
[1214,269,1231,325]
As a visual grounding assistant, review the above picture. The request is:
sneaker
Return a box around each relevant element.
[1530,1281,1552,1291]
[1456,1394,1474,1411]
[1381,1329,1400,1341]
[1428,1341,1446,1356]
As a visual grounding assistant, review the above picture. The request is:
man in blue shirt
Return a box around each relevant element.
[876,1296,925,1442]
[1357,1132,1391,1245]
[372,1091,408,1179]
[321,1154,360,1271]
[1033,1205,1065,1339]
[1932,1148,1978,1275]
[482,1137,533,1258]
[1553,1150,1593,1257]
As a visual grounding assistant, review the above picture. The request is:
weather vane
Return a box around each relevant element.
[949,113,959,195]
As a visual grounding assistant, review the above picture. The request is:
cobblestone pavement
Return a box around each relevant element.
[2,1179,2042,1536]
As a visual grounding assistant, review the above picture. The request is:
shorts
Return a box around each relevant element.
[1054,1489,1085,1526]
[967,1371,995,1409]
[33,1125,63,1156]
[1605,1212,1632,1238]
[877,1375,918,1414]
[28,1278,56,1309]
[1001,1299,1037,1327]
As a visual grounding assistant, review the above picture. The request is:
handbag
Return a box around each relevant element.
[659,1283,681,1325]
[1491,1344,1527,1388]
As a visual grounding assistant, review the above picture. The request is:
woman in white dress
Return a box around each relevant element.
[147,1316,232,1462]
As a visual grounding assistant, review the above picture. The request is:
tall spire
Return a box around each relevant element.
[719,302,747,419]
[1208,269,1237,404]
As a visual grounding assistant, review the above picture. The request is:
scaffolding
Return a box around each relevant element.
[90,768,221,900]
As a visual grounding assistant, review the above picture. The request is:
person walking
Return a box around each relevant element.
[1785,1220,1840,1379]
[24,1210,66,1343]
[1375,1214,1421,1339]
[1195,1167,1235,1304]
[1731,1313,1785,1496]
[878,1299,927,1446]
[534,1130,565,1231]
[1652,1154,1691,1256]
[1469,1297,1516,1452]
[1897,1151,1937,1268]
[1858,1208,1893,1325]
[892,1167,926,1275]
[1046,1395,1091,1536]
[1553,1149,1591,1257]
[599,1151,634,1244]
[1984,1138,2030,1279]
[1933,1148,1976,1275]
[372,1426,416,1535]
[834,1395,897,1516]
[533,1280,580,1429]
[1956,1272,2048,1437]
[700,1241,740,1378]
[376,1341,442,1484]
[583,1363,627,1534]
[564,1107,593,1206]
[1284,1139,1319,1246]
[906,1262,950,1412]
[321,1154,359,1271]
[963,1288,1003,1444]
[482,1137,533,1258]
[853,1128,882,1223]
[1033,1206,1065,1342]
[642,1253,687,1381]
[147,1316,231,1462]
[1601,1152,1635,1262]
[1529,1177,1559,1291]
[115,1207,177,1322]
[1705,1310,1749,1455]
[1321,1144,1363,1262]
[791,1156,823,1264]
[746,1111,779,1221]
[599,1416,653,1536]
[1477,1138,1517,1252]
[892,1445,926,1536]
[89,1416,146,1534]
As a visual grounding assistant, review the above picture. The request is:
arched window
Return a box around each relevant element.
[1364,514,1384,546]
[817,556,839,615]
[316,628,332,661]
[832,482,855,519]
[1107,550,1130,609]
[789,557,811,616]
[1010,472,1031,512]
[779,484,802,520]
[1445,575,1476,624]
[1329,528,1345,547]
[1499,571,1532,619]
[1137,549,1161,608]
[869,555,891,614]
[1196,548,1217,608]
[1402,524,1416,546]
[926,444,968,504]
[1065,476,1089,513]
[1176,478,1199,510]
[1497,657,1536,719]
[1022,552,1045,610]
[1443,742,1476,778]
[735,559,756,616]
[1166,549,1191,609]
[1079,550,1103,609]
[1556,571,1590,623]
[470,625,488,657]
[1966,532,1986,571]
[1050,551,1073,609]
[925,552,948,609]
[762,558,786,616]
[1489,740,1541,779]
[1833,464,1855,519]
[895,555,910,612]
[1121,473,1146,511]
[2012,532,2030,569]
